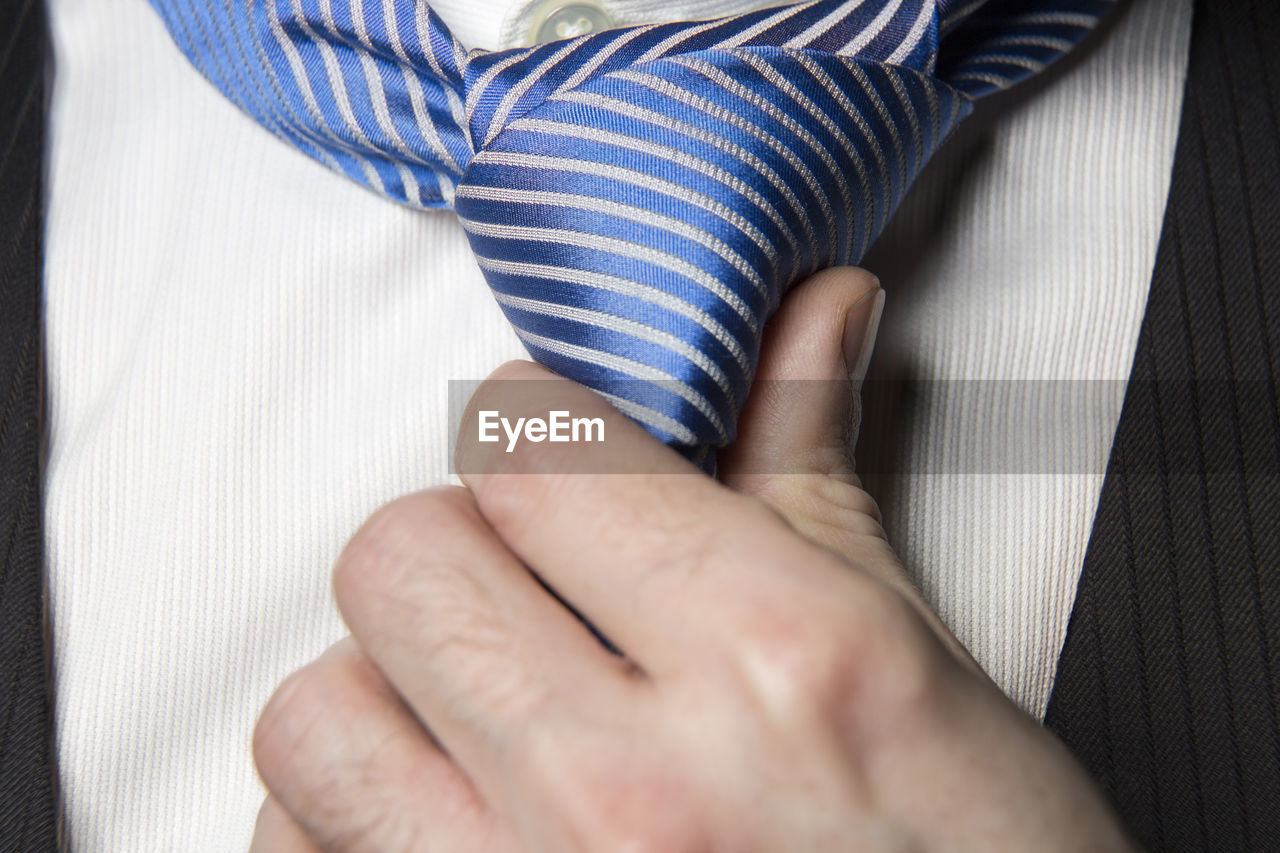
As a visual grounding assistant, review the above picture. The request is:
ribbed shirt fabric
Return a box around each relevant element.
[42,0,1189,847]
[862,0,1193,721]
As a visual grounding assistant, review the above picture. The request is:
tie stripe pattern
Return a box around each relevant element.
[458,51,965,453]
[151,0,1111,460]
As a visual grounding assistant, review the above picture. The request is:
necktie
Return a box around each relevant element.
[0,0,58,848]
[149,0,1110,463]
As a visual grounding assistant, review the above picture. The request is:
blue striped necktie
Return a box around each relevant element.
[151,0,1111,464]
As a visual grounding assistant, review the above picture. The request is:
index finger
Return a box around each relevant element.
[454,361,841,674]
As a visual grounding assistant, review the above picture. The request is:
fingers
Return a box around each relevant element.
[253,639,504,853]
[453,362,838,674]
[249,796,322,853]
[332,486,640,801]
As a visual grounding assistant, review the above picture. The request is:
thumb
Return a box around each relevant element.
[720,266,885,538]
[721,268,977,666]
[720,269,977,667]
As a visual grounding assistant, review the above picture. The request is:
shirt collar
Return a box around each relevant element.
[430,0,789,51]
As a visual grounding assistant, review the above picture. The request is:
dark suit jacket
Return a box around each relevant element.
[1,0,1277,849]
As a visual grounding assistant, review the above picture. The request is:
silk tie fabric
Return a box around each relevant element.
[148,0,1110,463]
[0,0,58,849]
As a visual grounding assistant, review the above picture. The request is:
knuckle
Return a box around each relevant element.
[469,465,546,532]
[733,604,859,719]
[466,371,593,479]
[308,800,422,853]
[470,464,582,551]
[333,486,480,611]
[252,653,433,853]
[426,608,549,723]
[253,657,348,784]
[728,571,943,725]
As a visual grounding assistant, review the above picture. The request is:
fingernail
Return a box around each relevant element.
[842,285,885,384]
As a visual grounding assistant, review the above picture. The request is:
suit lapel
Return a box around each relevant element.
[1045,0,1280,847]
[0,0,58,848]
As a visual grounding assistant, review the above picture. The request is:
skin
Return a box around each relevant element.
[249,269,1136,852]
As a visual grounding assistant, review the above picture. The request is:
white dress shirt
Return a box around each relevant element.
[43,0,1191,847]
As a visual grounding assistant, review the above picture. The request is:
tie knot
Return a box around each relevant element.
[147,0,1116,461]
[455,46,968,454]
[460,0,943,157]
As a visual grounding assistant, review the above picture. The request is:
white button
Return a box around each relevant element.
[530,2,615,43]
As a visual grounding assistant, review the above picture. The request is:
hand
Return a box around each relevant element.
[249,269,1134,852]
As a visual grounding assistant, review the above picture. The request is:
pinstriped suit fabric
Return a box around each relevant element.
[146,0,1110,456]
[1045,1,1280,848]
[0,0,57,849]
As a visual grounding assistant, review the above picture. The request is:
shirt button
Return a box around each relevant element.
[530,2,615,44]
